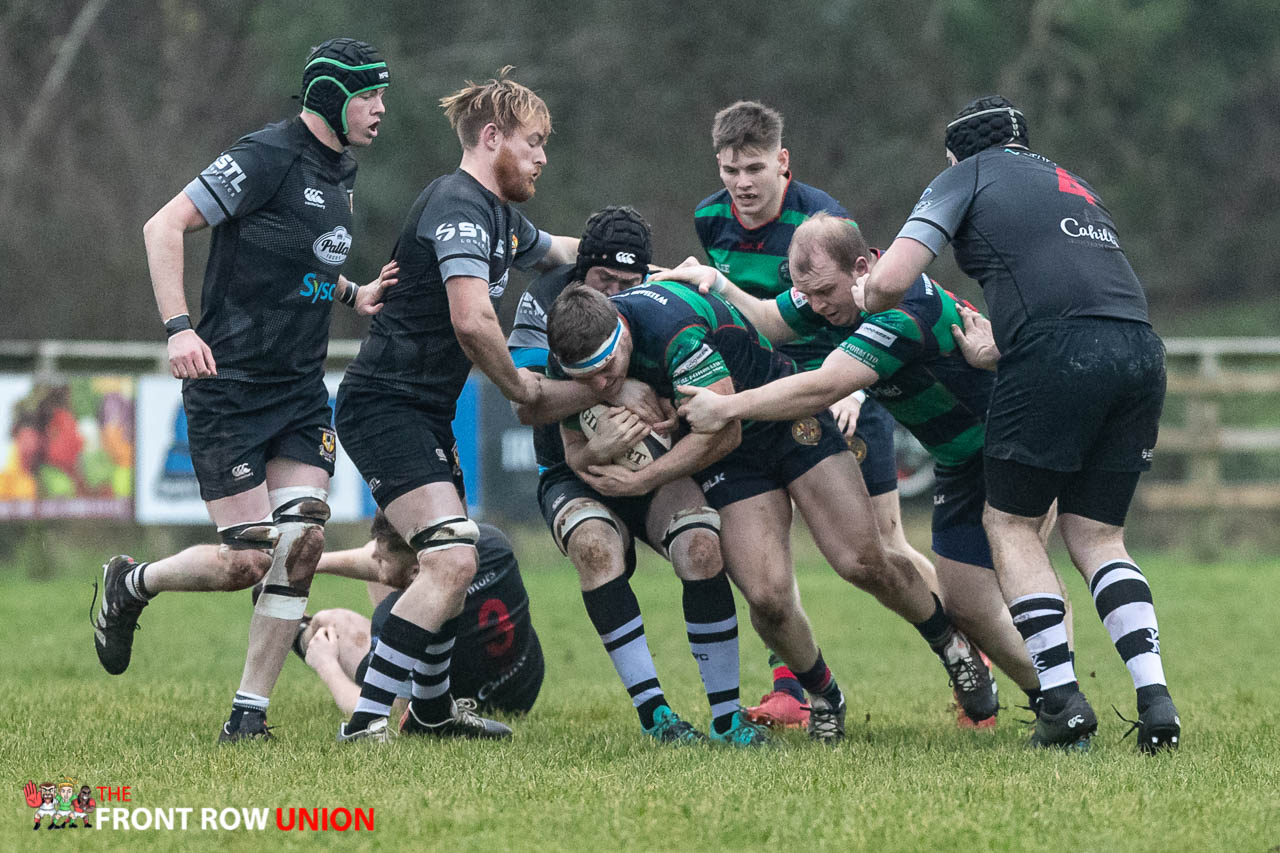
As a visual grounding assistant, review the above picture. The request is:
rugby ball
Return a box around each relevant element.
[578,403,672,472]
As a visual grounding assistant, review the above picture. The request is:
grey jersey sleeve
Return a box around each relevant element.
[183,139,284,227]
[416,194,494,282]
[506,286,549,351]
[512,209,552,270]
[896,157,980,256]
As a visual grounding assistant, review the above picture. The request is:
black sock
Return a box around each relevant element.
[913,593,955,653]
[349,613,432,732]
[793,650,843,707]
[682,572,740,735]
[408,618,458,724]
[583,575,666,729]
[1009,593,1078,715]
[768,650,806,702]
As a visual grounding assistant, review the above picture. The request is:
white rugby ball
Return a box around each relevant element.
[578,403,672,472]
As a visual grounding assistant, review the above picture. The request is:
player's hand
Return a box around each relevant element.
[608,379,676,434]
[586,407,649,461]
[24,781,41,808]
[510,370,543,406]
[951,306,1001,370]
[304,626,340,671]
[829,392,863,441]
[355,260,399,316]
[851,273,868,311]
[648,260,720,294]
[581,463,650,497]
[167,329,217,379]
[675,384,732,433]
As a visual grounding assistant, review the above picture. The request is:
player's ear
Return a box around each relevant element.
[777,147,790,174]
[481,122,502,150]
[853,255,871,276]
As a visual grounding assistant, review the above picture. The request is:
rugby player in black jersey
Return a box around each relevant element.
[334,69,579,742]
[862,96,1179,752]
[92,39,396,742]
[507,208,763,746]
[695,101,942,729]
[545,281,996,743]
[672,214,1076,729]
[298,514,543,720]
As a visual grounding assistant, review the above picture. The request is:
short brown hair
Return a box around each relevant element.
[439,66,551,148]
[788,212,869,279]
[547,284,620,366]
[712,100,783,153]
[370,510,414,561]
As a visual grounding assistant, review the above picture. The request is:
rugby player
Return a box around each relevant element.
[333,69,579,742]
[92,39,395,742]
[546,282,998,742]
[298,514,542,719]
[671,214,1067,726]
[507,207,763,746]
[695,101,940,727]
[861,96,1179,752]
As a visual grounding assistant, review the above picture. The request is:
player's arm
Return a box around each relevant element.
[562,412,650,470]
[861,237,935,313]
[448,275,541,405]
[679,349,877,432]
[336,260,400,316]
[304,627,362,716]
[315,540,381,582]
[143,191,216,379]
[536,235,580,269]
[649,260,797,344]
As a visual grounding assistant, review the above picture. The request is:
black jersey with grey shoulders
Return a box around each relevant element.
[897,147,1149,351]
[342,169,551,415]
[183,117,357,383]
[506,264,575,472]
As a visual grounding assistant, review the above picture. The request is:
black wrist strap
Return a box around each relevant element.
[339,281,359,307]
[164,314,193,338]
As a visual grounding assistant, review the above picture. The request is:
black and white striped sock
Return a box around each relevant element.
[348,613,429,731]
[123,562,154,602]
[583,575,666,729]
[408,621,457,724]
[1090,561,1170,710]
[1008,593,1078,711]
[682,572,740,734]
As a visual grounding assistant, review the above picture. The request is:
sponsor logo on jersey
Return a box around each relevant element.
[791,417,821,446]
[1060,217,1119,247]
[313,226,351,265]
[715,262,731,273]
[490,271,509,299]
[209,154,247,195]
[231,463,253,480]
[788,287,809,308]
[628,289,668,305]
[304,188,325,208]
[299,273,336,304]
[857,323,899,349]
[435,222,490,252]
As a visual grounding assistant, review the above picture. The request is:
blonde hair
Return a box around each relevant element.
[788,212,869,279]
[439,66,551,148]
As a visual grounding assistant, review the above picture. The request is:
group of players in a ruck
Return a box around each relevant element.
[92,38,1180,754]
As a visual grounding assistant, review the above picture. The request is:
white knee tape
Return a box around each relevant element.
[553,500,620,555]
[409,515,480,554]
[661,507,721,552]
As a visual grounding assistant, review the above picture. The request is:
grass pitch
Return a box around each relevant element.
[2,528,1277,852]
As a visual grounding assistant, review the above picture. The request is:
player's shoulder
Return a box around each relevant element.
[527,264,576,304]
[694,188,733,222]
[223,118,308,171]
[426,169,493,208]
[787,179,847,217]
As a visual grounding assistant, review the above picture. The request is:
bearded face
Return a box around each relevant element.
[40,784,55,803]
[494,143,538,203]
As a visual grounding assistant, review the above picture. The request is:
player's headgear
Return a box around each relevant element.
[300,38,389,145]
[575,206,652,278]
[944,95,1029,163]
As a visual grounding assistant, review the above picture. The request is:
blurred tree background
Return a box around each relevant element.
[3,0,1279,342]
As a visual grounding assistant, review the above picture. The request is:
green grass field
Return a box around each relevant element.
[2,528,1277,852]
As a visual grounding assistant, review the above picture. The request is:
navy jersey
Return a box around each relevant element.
[898,147,1149,351]
[776,273,994,466]
[695,178,853,371]
[575,282,792,442]
[183,117,357,383]
[506,264,575,473]
[342,169,551,415]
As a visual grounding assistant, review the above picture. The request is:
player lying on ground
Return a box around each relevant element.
[695,101,942,728]
[93,39,396,742]
[662,213,1076,727]
[507,207,763,746]
[546,281,998,743]
[295,512,542,720]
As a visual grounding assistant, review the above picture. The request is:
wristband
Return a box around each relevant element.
[710,272,729,295]
[851,390,867,404]
[164,314,193,338]
[338,281,359,307]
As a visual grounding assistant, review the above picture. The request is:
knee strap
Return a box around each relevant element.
[661,506,720,552]
[553,500,620,555]
[253,487,331,619]
[269,486,331,526]
[409,515,480,554]
[219,519,280,551]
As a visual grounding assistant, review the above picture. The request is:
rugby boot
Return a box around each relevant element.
[1028,689,1097,751]
[745,690,810,729]
[92,556,148,675]
[1131,695,1181,754]
[939,632,999,725]
[709,710,770,747]
[955,650,999,730]
[218,708,274,743]
[643,705,707,744]
[337,716,390,744]
[401,697,512,740]
[808,693,847,744]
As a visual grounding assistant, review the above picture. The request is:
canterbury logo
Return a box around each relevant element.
[1066,715,1085,728]
[304,188,325,207]
[231,463,252,480]
[615,251,636,265]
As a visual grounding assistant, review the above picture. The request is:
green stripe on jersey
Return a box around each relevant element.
[705,249,789,298]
